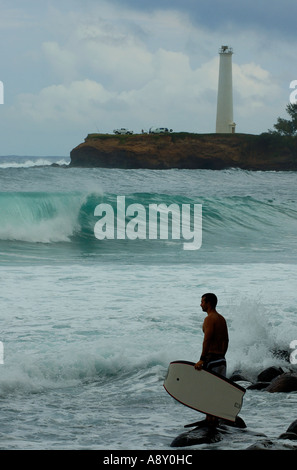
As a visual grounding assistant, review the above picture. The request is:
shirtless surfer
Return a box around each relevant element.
[194,293,229,425]
[195,293,228,374]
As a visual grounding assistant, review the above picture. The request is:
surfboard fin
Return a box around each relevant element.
[184,419,208,428]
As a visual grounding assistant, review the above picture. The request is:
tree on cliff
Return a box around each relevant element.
[269,103,297,136]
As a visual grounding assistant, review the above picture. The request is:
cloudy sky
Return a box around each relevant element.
[0,0,296,156]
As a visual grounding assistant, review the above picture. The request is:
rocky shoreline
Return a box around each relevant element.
[69,132,297,171]
[171,414,297,450]
[170,355,297,450]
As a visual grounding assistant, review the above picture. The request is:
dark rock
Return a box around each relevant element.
[246,439,275,450]
[257,366,284,382]
[183,418,210,429]
[248,419,297,449]
[247,438,297,450]
[247,382,271,390]
[286,419,297,434]
[265,373,297,393]
[229,371,249,382]
[184,416,246,429]
[171,416,247,447]
[279,432,297,441]
[170,424,221,447]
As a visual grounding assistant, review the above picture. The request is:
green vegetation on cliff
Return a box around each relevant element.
[70,132,297,171]
[269,103,297,136]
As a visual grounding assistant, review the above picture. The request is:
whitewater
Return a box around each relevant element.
[0,155,297,451]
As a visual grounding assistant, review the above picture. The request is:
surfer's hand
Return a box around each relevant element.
[194,360,204,370]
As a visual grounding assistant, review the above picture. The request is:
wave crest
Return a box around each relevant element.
[0,192,296,251]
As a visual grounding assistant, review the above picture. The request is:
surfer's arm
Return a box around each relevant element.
[222,337,229,356]
[200,317,214,357]
[194,317,214,370]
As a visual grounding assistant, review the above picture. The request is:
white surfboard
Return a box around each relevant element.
[163,360,245,422]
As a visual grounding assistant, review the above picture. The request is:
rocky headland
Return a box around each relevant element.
[69,132,297,170]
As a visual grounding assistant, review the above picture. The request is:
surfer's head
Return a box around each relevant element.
[201,293,217,310]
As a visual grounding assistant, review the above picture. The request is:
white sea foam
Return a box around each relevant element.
[0,168,297,450]
[0,157,69,169]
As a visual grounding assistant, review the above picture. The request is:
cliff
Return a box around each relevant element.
[69,132,297,171]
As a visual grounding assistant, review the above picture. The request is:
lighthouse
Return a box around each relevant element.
[216,46,236,133]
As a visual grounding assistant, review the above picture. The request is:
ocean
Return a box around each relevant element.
[0,154,297,452]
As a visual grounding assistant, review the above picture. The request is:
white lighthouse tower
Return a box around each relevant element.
[216,46,236,133]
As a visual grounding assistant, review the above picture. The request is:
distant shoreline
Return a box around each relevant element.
[70,132,297,171]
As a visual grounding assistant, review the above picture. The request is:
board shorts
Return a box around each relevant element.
[203,354,227,377]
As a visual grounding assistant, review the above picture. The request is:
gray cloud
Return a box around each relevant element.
[110,0,297,37]
[0,0,296,155]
